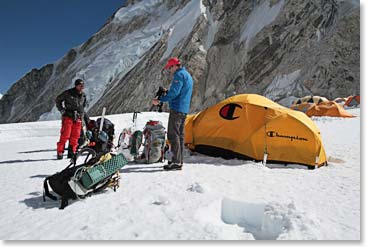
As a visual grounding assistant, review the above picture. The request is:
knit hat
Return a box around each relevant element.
[74,79,84,86]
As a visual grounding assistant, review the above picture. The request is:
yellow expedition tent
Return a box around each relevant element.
[185,94,327,168]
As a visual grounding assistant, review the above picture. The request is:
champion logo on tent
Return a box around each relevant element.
[267,131,308,142]
[219,103,242,120]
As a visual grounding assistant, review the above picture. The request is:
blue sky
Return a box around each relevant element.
[0,0,125,94]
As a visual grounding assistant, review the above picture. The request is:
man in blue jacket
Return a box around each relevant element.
[152,57,193,170]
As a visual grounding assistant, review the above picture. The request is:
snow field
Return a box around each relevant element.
[0,109,360,240]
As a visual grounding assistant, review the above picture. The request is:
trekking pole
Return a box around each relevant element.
[132,111,141,130]
[97,107,107,146]
[99,107,106,133]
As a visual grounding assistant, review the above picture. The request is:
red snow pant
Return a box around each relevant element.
[56,116,82,154]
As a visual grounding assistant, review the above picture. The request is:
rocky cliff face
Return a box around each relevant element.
[0,0,359,123]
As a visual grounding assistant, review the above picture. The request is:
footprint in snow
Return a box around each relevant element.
[152,195,169,205]
[187,182,205,193]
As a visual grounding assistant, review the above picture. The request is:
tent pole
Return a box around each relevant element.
[263,107,268,166]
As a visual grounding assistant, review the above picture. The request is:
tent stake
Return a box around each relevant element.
[315,156,319,169]
[263,152,268,166]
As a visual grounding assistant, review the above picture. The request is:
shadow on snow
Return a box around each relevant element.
[18,149,56,154]
[0,158,56,165]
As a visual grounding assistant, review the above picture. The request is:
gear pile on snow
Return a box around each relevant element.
[43,148,127,209]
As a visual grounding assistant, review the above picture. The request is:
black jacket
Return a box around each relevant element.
[55,88,87,119]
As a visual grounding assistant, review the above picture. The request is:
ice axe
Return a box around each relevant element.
[97,107,108,143]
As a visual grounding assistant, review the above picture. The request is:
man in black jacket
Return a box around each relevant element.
[55,79,87,159]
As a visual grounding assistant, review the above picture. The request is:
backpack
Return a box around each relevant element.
[95,118,115,139]
[141,120,166,163]
[117,128,143,161]
[130,130,143,157]
[87,118,115,155]
[43,148,127,209]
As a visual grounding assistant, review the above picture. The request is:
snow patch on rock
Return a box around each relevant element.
[161,0,206,60]
[240,0,284,46]
[264,69,302,102]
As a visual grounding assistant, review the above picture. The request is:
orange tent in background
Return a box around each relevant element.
[305,101,355,118]
[344,95,360,107]
[185,94,327,168]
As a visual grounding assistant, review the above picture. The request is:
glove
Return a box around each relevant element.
[73,111,81,121]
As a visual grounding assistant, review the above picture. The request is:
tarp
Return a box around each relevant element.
[291,95,328,113]
[185,94,327,168]
[292,95,328,105]
[305,101,355,118]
